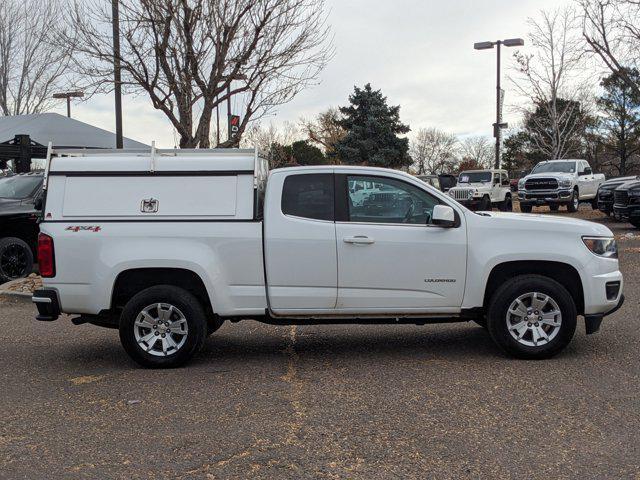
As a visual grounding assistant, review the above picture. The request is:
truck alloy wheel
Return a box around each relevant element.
[133,303,189,357]
[0,237,34,283]
[567,191,579,212]
[119,285,207,368]
[487,275,577,359]
[505,292,562,347]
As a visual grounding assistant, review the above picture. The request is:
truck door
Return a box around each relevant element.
[578,161,595,197]
[263,171,337,313]
[334,173,467,312]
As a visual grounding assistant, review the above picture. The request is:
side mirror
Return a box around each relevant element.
[432,205,456,227]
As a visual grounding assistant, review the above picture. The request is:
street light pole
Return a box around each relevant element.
[474,37,524,169]
[112,0,123,149]
[52,91,84,118]
[495,40,501,169]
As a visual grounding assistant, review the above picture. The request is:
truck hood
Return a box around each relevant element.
[475,211,613,237]
[524,172,574,181]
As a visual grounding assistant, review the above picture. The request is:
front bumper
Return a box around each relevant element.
[518,189,572,204]
[32,289,60,321]
[613,203,640,221]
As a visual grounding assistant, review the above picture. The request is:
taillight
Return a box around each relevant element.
[38,233,55,278]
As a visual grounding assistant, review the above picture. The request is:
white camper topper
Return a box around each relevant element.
[44,147,268,221]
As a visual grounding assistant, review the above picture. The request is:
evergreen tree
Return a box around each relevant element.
[291,140,327,165]
[598,68,640,175]
[333,84,411,169]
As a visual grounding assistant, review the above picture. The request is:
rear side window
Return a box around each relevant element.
[281,173,334,221]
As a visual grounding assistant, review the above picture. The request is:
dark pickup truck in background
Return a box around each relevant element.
[0,172,43,283]
[597,176,639,216]
[613,179,640,229]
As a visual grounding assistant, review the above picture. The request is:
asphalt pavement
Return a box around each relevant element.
[1,214,639,479]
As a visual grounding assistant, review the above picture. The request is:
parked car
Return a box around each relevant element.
[416,174,457,192]
[518,160,605,213]
[447,169,512,211]
[612,179,640,228]
[0,172,43,283]
[509,170,529,192]
[596,176,639,217]
[33,148,624,367]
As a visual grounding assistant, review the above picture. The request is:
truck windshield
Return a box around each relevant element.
[0,175,42,199]
[458,172,491,183]
[531,161,576,174]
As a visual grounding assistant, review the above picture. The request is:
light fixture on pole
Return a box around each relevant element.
[52,91,84,118]
[474,37,524,169]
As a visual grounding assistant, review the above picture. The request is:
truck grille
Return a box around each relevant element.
[525,178,558,190]
[614,190,629,206]
[449,189,473,201]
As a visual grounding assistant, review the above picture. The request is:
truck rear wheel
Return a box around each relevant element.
[119,285,207,368]
[631,217,640,229]
[486,275,577,359]
[567,189,579,212]
[0,237,34,284]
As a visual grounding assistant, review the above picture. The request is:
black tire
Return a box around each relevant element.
[486,275,577,359]
[567,189,579,212]
[520,204,533,213]
[631,217,640,229]
[478,195,491,211]
[591,197,598,210]
[0,237,34,284]
[119,285,208,368]
[549,204,559,211]
[499,195,513,212]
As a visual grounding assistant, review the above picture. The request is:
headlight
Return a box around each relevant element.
[582,236,618,258]
[559,179,572,188]
[628,189,640,197]
[518,179,525,188]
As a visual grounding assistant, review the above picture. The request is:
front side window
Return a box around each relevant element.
[281,173,334,221]
[346,175,439,225]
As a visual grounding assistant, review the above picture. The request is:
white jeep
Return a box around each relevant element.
[448,169,512,211]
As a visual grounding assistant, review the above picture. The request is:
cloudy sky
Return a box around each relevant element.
[54,0,570,147]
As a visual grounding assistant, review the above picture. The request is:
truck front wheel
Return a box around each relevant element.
[486,275,577,359]
[499,195,512,212]
[567,189,579,212]
[119,285,208,368]
[520,204,533,213]
[478,195,491,211]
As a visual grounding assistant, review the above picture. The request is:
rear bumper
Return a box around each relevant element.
[32,289,60,321]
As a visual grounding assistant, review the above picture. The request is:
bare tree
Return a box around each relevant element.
[510,7,593,159]
[299,107,345,159]
[0,0,76,116]
[67,0,333,148]
[409,128,458,174]
[460,136,494,169]
[580,0,640,96]
[240,120,302,152]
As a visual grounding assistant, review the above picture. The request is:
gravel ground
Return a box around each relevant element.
[0,207,639,479]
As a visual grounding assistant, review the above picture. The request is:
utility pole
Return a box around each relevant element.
[112,0,123,149]
[474,38,524,169]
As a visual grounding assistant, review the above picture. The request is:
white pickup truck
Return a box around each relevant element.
[32,148,624,368]
[518,159,605,213]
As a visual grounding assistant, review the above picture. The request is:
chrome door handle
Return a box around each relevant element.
[343,235,375,245]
